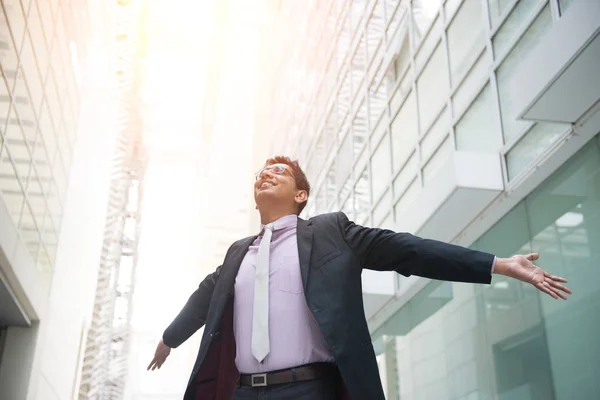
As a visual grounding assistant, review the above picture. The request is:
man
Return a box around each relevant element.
[148,156,571,400]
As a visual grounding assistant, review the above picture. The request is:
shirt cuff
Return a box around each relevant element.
[491,256,497,274]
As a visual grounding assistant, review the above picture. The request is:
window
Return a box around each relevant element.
[391,91,419,171]
[496,5,553,143]
[371,138,392,200]
[417,43,449,132]
[455,84,500,153]
[447,0,485,84]
[492,0,545,58]
[506,122,571,180]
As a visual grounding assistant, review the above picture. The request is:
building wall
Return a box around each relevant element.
[0,0,117,398]
[265,0,599,399]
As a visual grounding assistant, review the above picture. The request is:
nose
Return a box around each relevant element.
[258,169,274,181]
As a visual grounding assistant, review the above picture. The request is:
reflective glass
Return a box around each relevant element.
[447,0,485,84]
[506,122,571,180]
[391,91,418,171]
[496,5,552,143]
[371,136,600,400]
[371,137,392,200]
[417,43,449,132]
[455,84,500,153]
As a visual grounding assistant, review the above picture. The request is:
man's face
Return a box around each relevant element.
[254,163,304,210]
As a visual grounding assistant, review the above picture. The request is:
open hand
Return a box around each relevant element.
[147,339,171,371]
[494,253,572,300]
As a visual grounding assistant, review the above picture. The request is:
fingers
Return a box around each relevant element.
[147,357,164,371]
[537,282,559,300]
[526,253,540,261]
[545,277,572,295]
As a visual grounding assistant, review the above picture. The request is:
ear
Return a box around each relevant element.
[294,190,308,204]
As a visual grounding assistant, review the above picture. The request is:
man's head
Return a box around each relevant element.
[254,156,310,216]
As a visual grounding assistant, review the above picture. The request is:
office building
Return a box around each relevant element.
[265,0,600,399]
[0,1,136,399]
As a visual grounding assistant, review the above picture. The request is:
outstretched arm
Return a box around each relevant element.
[338,212,571,299]
[147,266,222,371]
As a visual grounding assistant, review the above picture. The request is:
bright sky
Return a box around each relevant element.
[125,0,269,395]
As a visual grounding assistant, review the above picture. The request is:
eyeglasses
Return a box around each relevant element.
[255,164,292,180]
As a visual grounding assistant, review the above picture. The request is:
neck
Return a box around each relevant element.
[258,207,296,225]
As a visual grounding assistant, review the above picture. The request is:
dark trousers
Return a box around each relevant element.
[231,377,339,400]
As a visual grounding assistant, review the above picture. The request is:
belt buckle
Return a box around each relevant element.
[251,373,267,387]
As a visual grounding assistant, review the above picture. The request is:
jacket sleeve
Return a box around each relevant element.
[162,266,222,348]
[336,212,494,284]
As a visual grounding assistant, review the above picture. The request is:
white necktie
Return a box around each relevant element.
[252,223,274,363]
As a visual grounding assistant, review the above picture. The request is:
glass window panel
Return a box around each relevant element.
[423,136,453,183]
[0,6,20,88]
[452,48,492,111]
[3,0,26,53]
[45,68,62,132]
[497,5,552,143]
[325,162,336,209]
[46,180,62,231]
[525,141,600,400]
[393,152,418,196]
[421,107,450,161]
[559,0,575,16]
[369,113,386,150]
[385,0,410,41]
[341,193,354,220]
[414,17,443,71]
[373,189,392,227]
[444,0,463,20]
[417,43,449,131]
[336,131,353,191]
[366,1,384,60]
[488,0,518,29]
[412,0,440,47]
[19,33,44,114]
[38,100,58,165]
[390,64,413,116]
[455,84,500,153]
[338,174,353,208]
[492,0,544,58]
[506,122,571,180]
[351,34,366,95]
[394,178,420,218]
[28,1,50,73]
[19,202,40,261]
[447,0,486,84]
[391,91,418,171]
[353,100,368,156]
[355,168,371,223]
[356,143,369,175]
[0,154,25,221]
[0,67,11,123]
[12,68,38,144]
[5,109,32,182]
[371,138,392,200]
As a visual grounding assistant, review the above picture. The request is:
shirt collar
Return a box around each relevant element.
[260,214,297,233]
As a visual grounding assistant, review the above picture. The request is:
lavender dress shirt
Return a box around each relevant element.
[233,214,335,374]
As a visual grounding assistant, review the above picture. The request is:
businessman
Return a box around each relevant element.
[148,156,571,400]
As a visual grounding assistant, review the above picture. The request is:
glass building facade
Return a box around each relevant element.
[372,137,600,399]
[265,0,600,399]
[0,0,86,270]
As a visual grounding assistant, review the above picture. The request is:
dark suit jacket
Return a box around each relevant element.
[162,212,495,400]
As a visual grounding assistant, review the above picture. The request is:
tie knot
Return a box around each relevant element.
[264,223,275,232]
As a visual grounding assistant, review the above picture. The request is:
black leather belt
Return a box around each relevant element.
[239,362,338,387]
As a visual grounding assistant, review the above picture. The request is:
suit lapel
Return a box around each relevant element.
[297,217,313,291]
